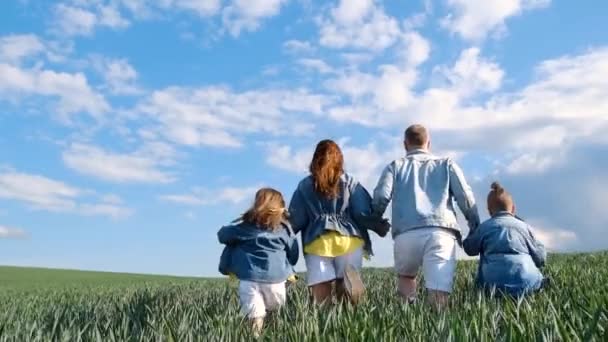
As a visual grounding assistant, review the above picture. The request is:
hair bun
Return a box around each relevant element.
[491,181,504,194]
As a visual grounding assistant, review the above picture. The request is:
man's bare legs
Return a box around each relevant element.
[398,275,417,302]
[428,290,449,311]
[398,276,449,310]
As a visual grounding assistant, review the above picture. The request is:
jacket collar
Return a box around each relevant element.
[492,211,514,218]
[406,148,430,156]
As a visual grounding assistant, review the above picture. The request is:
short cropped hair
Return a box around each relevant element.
[404,124,429,147]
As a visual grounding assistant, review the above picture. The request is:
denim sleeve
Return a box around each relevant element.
[349,180,387,234]
[462,225,483,256]
[372,162,395,217]
[288,189,309,235]
[349,181,373,219]
[217,225,238,245]
[284,234,300,266]
[448,160,480,231]
[525,226,547,268]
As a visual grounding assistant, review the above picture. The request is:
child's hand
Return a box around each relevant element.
[286,274,298,287]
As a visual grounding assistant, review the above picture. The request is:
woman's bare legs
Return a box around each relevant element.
[335,279,347,302]
[310,281,333,304]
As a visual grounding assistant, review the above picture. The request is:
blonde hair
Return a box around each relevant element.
[239,188,287,231]
[487,182,514,215]
[310,139,344,199]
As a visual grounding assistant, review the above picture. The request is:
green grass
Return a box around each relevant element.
[1,252,607,341]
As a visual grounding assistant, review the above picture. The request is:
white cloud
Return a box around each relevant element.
[400,31,431,67]
[506,152,562,175]
[160,185,259,206]
[266,144,312,174]
[0,34,44,64]
[441,0,551,42]
[297,58,333,74]
[0,63,110,119]
[440,47,504,97]
[50,2,130,37]
[319,0,401,51]
[331,0,374,24]
[529,224,578,251]
[52,4,98,36]
[323,46,608,159]
[62,143,175,183]
[222,0,287,37]
[80,203,132,218]
[160,0,222,17]
[283,39,315,54]
[0,225,28,239]
[0,171,81,211]
[0,170,130,218]
[97,4,131,29]
[136,86,328,148]
[93,57,141,95]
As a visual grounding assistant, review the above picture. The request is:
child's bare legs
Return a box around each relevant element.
[310,281,333,304]
[398,275,417,303]
[240,281,286,337]
[249,317,264,338]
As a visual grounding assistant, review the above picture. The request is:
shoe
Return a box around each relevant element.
[343,264,365,304]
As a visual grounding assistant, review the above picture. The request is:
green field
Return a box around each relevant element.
[1,252,607,341]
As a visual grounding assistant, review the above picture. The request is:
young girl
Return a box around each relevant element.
[218,188,299,334]
[288,139,389,305]
[463,182,546,297]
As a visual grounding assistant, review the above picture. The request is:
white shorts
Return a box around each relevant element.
[304,247,363,286]
[238,280,286,318]
[393,228,457,293]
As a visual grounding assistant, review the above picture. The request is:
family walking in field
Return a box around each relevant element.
[218,124,547,333]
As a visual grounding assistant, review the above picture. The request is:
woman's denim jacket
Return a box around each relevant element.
[288,173,380,256]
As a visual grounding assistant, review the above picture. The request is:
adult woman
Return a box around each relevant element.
[288,139,388,304]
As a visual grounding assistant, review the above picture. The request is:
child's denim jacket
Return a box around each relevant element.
[463,212,546,296]
[218,222,298,283]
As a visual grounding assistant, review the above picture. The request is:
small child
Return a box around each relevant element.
[218,188,299,335]
[463,182,547,297]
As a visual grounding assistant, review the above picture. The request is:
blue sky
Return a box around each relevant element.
[1,0,607,276]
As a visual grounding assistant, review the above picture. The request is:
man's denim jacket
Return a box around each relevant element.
[372,149,480,240]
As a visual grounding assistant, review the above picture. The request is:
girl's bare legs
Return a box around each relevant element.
[250,318,264,338]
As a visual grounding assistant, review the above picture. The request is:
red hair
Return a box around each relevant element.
[310,140,344,199]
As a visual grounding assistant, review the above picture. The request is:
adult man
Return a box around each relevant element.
[372,124,480,309]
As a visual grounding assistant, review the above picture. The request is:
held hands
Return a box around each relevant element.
[373,218,391,238]
[358,213,391,237]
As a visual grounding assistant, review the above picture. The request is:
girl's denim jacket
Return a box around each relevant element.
[463,212,546,296]
[218,222,298,283]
